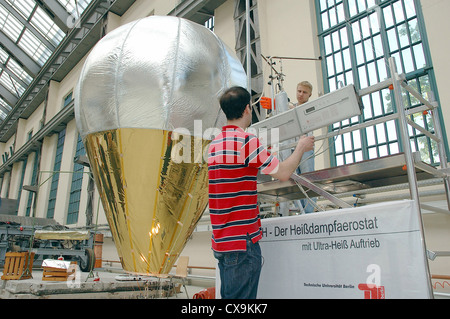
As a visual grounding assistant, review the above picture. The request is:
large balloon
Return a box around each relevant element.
[75,16,246,275]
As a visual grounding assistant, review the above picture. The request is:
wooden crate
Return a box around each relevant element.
[1,252,35,280]
[42,262,77,282]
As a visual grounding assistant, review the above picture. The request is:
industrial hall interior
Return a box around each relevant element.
[0,0,449,300]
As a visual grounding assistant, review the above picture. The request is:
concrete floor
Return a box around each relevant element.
[0,267,214,299]
[2,266,448,299]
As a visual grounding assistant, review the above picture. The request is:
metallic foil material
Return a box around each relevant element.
[75,15,247,139]
[84,129,210,275]
[74,16,247,275]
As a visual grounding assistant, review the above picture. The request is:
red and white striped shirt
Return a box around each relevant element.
[208,125,279,252]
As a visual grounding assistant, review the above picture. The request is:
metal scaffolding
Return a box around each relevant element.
[257,57,450,298]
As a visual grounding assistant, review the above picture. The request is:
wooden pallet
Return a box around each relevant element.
[1,252,35,280]
[42,262,77,282]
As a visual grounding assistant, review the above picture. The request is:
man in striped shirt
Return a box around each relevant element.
[208,86,315,299]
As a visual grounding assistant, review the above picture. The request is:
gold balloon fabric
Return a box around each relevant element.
[84,128,210,275]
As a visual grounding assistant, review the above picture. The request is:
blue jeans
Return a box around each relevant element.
[280,145,317,214]
[297,149,317,214]
[214,237,262,299]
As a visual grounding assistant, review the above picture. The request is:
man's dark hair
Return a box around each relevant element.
[219,86,251,120]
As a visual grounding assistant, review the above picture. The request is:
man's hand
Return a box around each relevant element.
[269,135,316,182]
[297,135,315,153]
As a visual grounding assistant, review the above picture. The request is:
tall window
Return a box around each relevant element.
[47,129,65,219]
[66,134,86,224]
[63,91,73,108]
[25,150,40,217]
[316,0,444,166]
[15,158,27,215]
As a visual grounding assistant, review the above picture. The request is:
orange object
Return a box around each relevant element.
[193,287,215,299]
[260,97,274,110]
[389,84,394,90]
[94,233,104,268]
[402,165,407,171]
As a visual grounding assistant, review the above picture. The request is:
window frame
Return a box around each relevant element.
[315,0,448,167]
[66,134,86,225]
[47,128,66,219]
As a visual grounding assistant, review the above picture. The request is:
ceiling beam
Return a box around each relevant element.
[168,0,226,24]
[0,60,29,89]
[0,31,40,77]
[0,83,19,106]
[169,0,206,20]
[37,0,71,33]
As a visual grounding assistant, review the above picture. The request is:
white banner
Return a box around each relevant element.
[257,200,432,299]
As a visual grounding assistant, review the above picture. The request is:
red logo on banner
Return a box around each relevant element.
[358,284,385,299]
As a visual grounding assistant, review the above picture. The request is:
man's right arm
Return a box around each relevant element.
[269,135,315,182]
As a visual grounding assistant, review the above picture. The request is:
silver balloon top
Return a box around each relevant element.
[75,16,247,139]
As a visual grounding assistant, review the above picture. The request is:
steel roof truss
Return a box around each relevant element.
[0,30,40,76]
[37,0,71,33]
[0,59,29,89]
[0,81,18,106]
[0,0,56,52]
